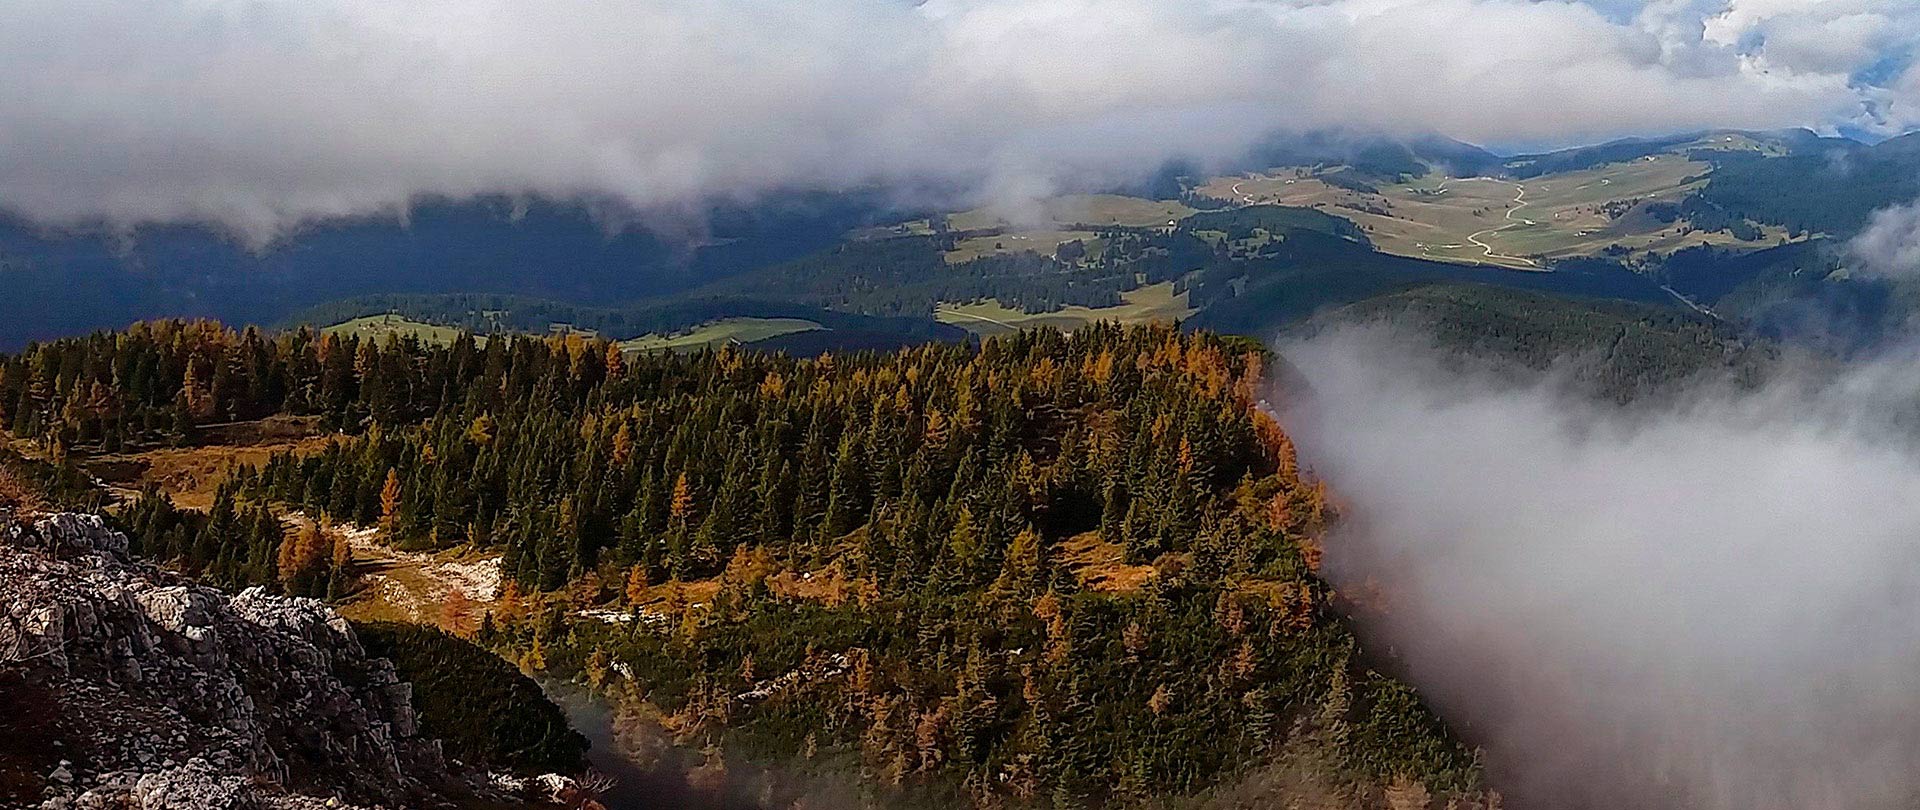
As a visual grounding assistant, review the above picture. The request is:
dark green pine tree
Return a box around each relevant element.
[1100,478,1128,545]
[823,431,868,539]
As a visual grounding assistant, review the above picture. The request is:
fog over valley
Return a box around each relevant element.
[1285,326,1920,808]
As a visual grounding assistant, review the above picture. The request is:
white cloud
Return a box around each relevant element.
[1849,201,1920,276]
[1281,326,1920,809]
[0,0,1912,241]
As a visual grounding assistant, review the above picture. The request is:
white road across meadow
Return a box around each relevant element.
[1461,179,1540,267]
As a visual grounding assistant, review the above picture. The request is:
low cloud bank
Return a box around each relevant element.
[1851,201,1920,277]
[1280,326,1920,809]
[3,0,1917,242]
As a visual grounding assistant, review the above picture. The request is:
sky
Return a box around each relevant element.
[2,0,1919,241]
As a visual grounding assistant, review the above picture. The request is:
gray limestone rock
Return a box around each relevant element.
[0,511,464,810]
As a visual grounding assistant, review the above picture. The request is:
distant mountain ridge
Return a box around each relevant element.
[0,126,1912,353]
[0,192,906,348]
[1240,128,1855,182]
[1242,130,1506,179]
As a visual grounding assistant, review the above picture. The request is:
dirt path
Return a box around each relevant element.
[311,518,503,627]
[1463,180,1541,267]
[938,308,1021,331]
[1661,284,1722,320]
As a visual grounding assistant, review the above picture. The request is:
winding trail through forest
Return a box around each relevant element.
[1660,284,1722,320]
[1463,180,1540,267]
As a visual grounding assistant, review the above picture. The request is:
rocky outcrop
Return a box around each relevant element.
[0,512,471,809]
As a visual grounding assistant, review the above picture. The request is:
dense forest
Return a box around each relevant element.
[1240,132,1502,181]
[0,319,1489,808]
[356,621,589,773]
[116,487,348,599]
[1694,133,1920,237]
[1295,284,1782,402]
[697,232,1204,317]
[1181,206,1371,246]
[0,320,455,453]
[1648,241,1920,354]
[1182,231,1673,339]
[283,294,970,345]
[1643,195,1762,241]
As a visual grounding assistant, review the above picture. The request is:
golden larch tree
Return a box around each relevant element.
[624,565,650,606]
[379,468,402,535]
[611,422,634,466]
[277,522,326,593]
[669,472,695,524]
[603,342,626,379]
[441,588,474,636]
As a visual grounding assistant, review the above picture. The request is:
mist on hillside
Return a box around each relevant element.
[1279,326,1920,809]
